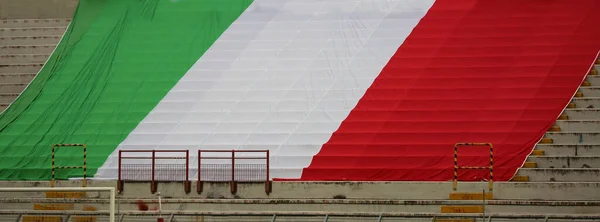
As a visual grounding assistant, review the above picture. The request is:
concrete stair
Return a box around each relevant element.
[0,45,56,54]
[0,18,68,114]
[513,63,600,182]
[0,27,67,36]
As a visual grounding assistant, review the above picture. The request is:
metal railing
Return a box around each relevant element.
[118,150,190,194]
[197,150,271,194]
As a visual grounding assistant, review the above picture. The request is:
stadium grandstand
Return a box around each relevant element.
[0,0,599,221]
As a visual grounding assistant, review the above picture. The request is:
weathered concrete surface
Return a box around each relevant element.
[1,181,600,201]
[535,144,600,156]
[544,132,600,144]
[0,27,67,36]
[2,199,600,215]
[0,54,49,64]
[0,0,77,19]
[554,120,600,132]
[564,109,600,120]
[572,97,600,108]
[0,83,26,93]
[0,64,43,73]
[580,87,600,97]
[0,93,18,103]
[0,73,36,83]
[0,45,56,54]
[516,169,600,182]
[0,35,62,45]
[0,19,71,28]
[528,156,600,168]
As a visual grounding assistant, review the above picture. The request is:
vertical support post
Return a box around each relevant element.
[82,145,87,188]
[489,143,494,192]
[452,144,458,191]
[482,189,486,221]
[118,150,122,193]
[185,150,190,193]
[151,150,156,194]
[51,145,56,188]
[109,187,116,222]
[265,150,271,194]
[231,150,236,194]
[197,150,202,194]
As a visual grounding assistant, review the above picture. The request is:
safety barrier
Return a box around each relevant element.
[118,150,190,194]
[51,144,87,188]
[197,150,270,194]
[453,143,494,191]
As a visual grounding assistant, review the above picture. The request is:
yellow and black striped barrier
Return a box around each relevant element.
[51,144,87,188]
[453,142,493,192]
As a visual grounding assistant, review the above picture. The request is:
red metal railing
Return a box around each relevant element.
[118,150,190,193]
[197,150,270,194]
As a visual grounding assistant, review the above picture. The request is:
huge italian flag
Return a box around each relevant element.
[0,0,599,181]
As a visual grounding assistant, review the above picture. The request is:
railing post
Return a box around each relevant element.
[151,150,156,194]
[118,150,122,193]
[197,150,202,194]
[231,150,236,194]
[185,150,190,193]
[265,150,271,194]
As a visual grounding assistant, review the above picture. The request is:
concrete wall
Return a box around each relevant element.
[0,0,77,19]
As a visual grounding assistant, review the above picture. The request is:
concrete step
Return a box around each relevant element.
[0,27,66,36]
[536,144,600,156]
[0,73,36,83]
[516,168,600,182]
[0,45,56,54]
[0,83,26,93]
[0,54,49,64]
[571,97,600,108]
[563,108,600,120]
[6,181,600,201]
[588,75,600,85]
[0,103,7,112]
[527,156,600,168]
[0,64,43,73]
[0,35,61,45]
[2,199,600,215]
[554,120,600,132]
[0,93,18,103]
[544,132,600,144]
[0,19,71,28]
[579,87,600,97]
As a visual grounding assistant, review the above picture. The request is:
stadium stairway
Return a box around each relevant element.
[513,62,600,182]
[0,18,70,113]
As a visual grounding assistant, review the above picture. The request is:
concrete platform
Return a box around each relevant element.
[0,35,61,45]
[579,87,600,97]
[572,97,600,108]
[0,103,7,112]
[0,73,36,83]
[2,199,600,215]
[0,27,66,36]
[0,63,43,73]
[588,75,600,85]
[563,109,600,120]
[0,83,26,93]
[0,54,49,64]
[0,19,71,28]
[535,144,600,156]
[0,93,18,103]
[2,181,600,201]
[544,132,600,144]
[515,168,600,182]
[527,156,600,168]
[554,120,600,132]
[0,45,56,54]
